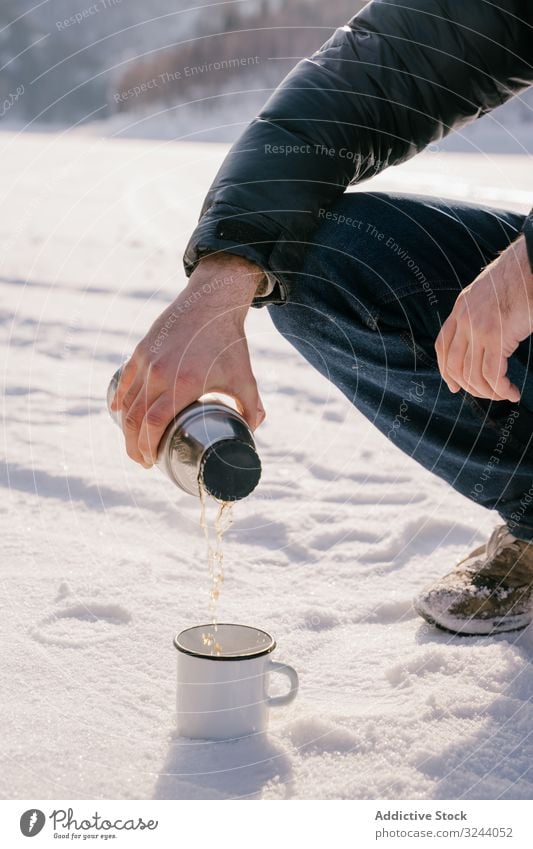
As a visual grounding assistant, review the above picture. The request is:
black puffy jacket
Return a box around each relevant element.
[183,0,533,307]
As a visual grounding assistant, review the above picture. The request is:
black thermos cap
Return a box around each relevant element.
[200,439,261,502]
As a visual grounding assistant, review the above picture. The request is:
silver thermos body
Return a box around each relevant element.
[107,367,261,502]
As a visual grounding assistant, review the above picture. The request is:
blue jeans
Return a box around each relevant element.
[261,191,533,541]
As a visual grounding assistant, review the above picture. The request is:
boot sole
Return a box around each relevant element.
[413,598,531,636]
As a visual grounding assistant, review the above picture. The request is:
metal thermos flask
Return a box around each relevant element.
[107,367,261,502]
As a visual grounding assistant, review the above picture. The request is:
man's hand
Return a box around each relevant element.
[435,235,533,403]
[110,253,267,467]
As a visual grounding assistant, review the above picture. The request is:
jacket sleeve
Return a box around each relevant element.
[182,0,533,304]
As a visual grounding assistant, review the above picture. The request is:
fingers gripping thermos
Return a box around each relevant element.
[107,366,262,501]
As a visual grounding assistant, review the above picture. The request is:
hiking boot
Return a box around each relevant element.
[413,525,533,635]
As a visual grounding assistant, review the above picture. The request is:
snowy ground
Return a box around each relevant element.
[2,131,533,800]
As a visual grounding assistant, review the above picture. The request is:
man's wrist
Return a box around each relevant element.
[188,252,266,307]
[499,234,533,310]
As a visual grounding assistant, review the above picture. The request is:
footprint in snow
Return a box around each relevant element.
[385,649,454,689]
[300,609,340,632]
[322,409,345,423]
[31,602,131,648]
[285,717,360,756]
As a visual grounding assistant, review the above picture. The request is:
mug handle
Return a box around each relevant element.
[267,660,299,707]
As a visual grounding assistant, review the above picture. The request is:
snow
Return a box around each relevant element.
[2,130,533,800]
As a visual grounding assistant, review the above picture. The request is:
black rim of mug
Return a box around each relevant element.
[174,623,277,661]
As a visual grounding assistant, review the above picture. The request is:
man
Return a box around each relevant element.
[111,0,533,635]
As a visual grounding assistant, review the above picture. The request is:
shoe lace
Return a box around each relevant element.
[477,525,533,585]
[485,525,521,561]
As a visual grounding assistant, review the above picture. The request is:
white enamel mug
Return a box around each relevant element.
[174,624,299,740]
